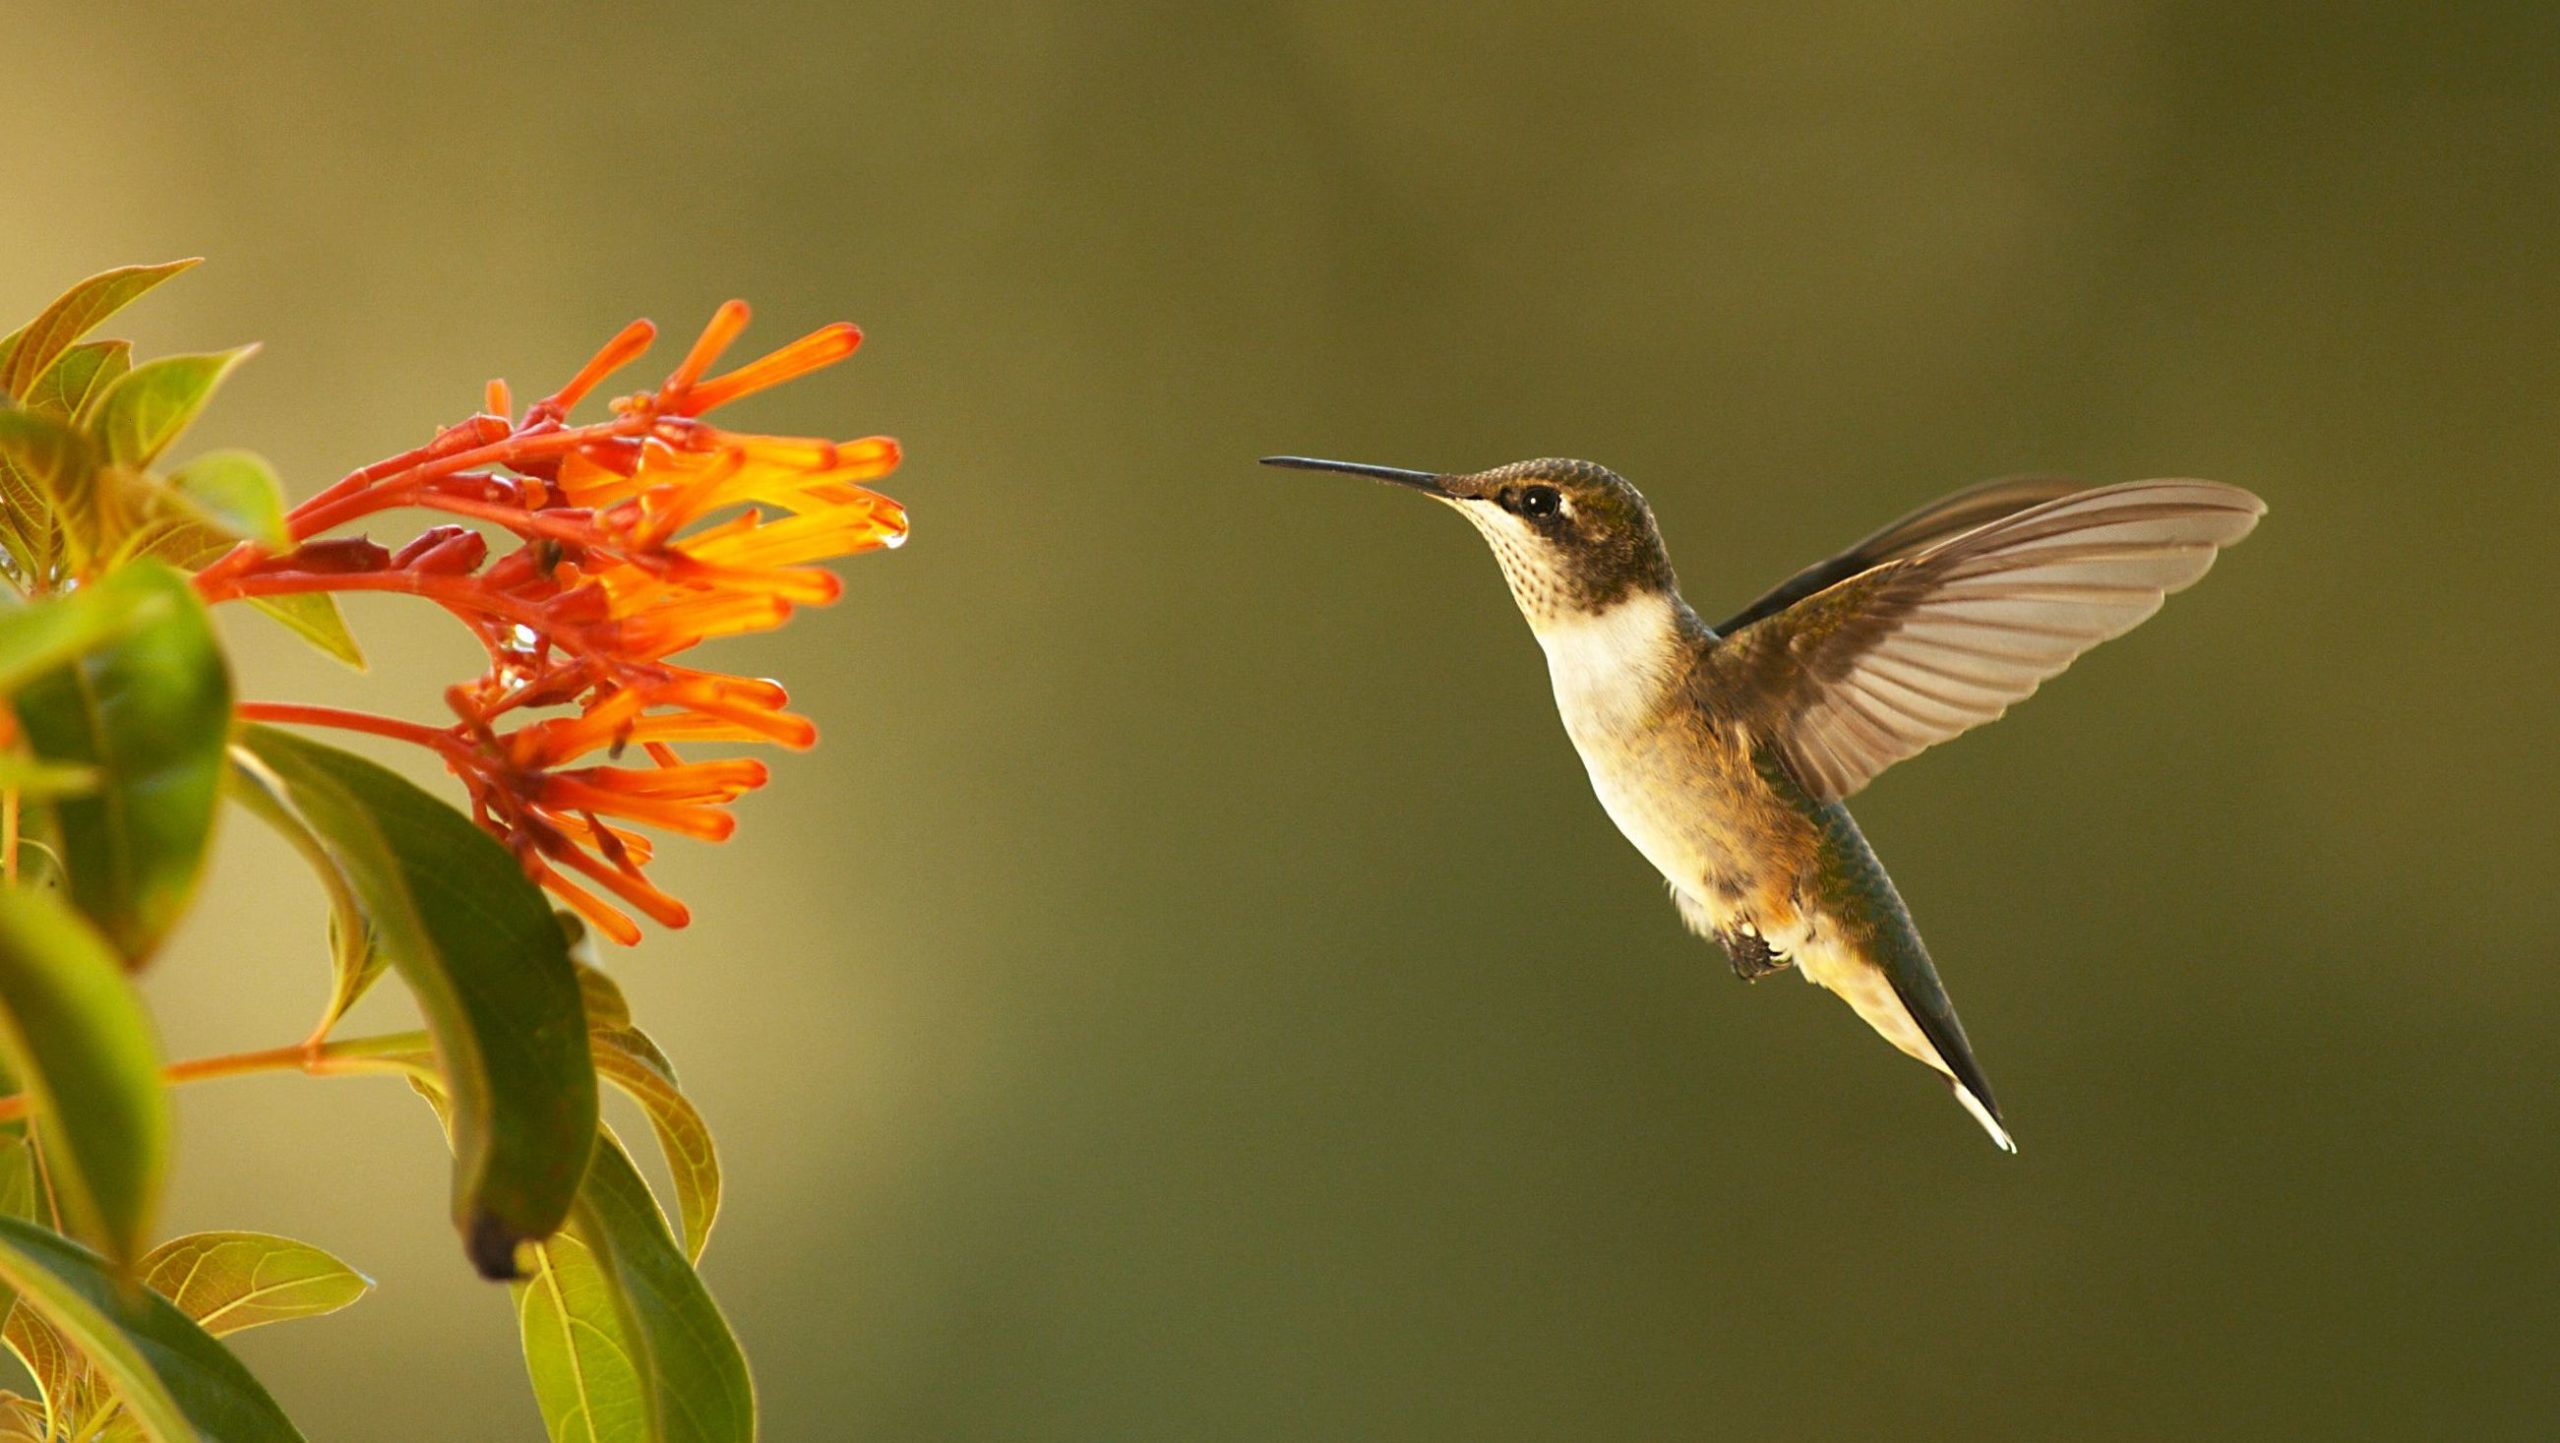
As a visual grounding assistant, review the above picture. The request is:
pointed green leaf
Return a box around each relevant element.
[162,451,288,548]
[17,341,131,424]
[223,753,383,1039]
[592,1030,720,1263]
[0,1215,304,1442]
[136,1232,371,1338]
[233,725,596,1279]
[246,593,366,668]
[0,889,167,1266]
[88,348,256,472]
[13,563,232,964]
[516,1132,752,1443]
[576,962,633,1032]
[0,260,199,401]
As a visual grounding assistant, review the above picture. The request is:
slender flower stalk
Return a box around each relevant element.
[199,305,906,942]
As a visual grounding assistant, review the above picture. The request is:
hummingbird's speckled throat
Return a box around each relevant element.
[1263,453,2267,1150]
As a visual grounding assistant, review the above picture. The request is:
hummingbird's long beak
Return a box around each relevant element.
[1260,455,1452,496]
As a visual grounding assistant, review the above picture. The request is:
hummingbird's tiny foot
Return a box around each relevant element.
[1718,925,1791,982]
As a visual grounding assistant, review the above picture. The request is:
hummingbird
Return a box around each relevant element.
[1261,454,2265,1150]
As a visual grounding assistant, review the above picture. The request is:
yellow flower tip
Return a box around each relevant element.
[873,493,911,547]
[538,317,659,416]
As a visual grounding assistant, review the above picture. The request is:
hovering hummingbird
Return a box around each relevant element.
[1262,455,2265,1149]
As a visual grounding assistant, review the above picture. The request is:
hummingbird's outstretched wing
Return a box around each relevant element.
[1712,476,2086,635]
[1726,480,2266,803]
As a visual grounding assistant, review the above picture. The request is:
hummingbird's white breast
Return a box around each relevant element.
[1530,591,1751,911]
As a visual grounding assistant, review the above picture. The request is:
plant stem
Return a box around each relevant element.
[0,1031,435,1125]
[233,701,460,753]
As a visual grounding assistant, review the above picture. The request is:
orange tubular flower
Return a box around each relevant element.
[209,303,906,943]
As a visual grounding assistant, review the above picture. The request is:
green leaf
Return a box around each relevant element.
[162,451,288,548]
[233,725,597,1279]
[0,1214,304,1442]
[515,1132,752,1443]
[88,348,257,472]
[223,752,383,1039]
[13,563,232,964]
[256,591,367,668]
[593,1030,721,1263]
[246,593,367,668]
[136,1232,371,1338]
[0,260,199,402]
[17,340,132,424]
[0,888,167,1266]
[0,573,168,697]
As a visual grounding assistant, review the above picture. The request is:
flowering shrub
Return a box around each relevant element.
[0,260,905,1442]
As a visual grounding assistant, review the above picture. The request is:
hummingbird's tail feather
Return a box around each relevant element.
[1801,941,2016,1151]
[1950,1077,2017,1154]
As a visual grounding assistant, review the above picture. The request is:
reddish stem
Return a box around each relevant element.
[281,413,656,543]
[235,702,463,754]
[213,569,552,635]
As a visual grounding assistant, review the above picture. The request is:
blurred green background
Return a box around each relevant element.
[7,2,2558,1438]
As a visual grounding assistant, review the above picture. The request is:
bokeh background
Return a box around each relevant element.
[7,2,2558,1438]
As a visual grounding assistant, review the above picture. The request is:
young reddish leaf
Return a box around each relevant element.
[233,726,597,1280]
[0,888,168,1268]
[0,1215,304,1442]
[0,408,99,566]
[16,340,131,424]
[2,1302,94,1435]
[0,260,199,401]
[0,1389,48,1440]
[592,1031,722,1263]
[136,1232,372,1337]
[87,348,257,471]
[515,1132,752,1443]
[12,563,232,965]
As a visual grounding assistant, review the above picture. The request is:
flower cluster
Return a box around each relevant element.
[201,304,905,942]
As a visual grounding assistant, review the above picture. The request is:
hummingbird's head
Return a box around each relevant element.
[1261,455,1677,627]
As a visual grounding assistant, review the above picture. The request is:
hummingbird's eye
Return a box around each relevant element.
[1517,486,1563,519]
